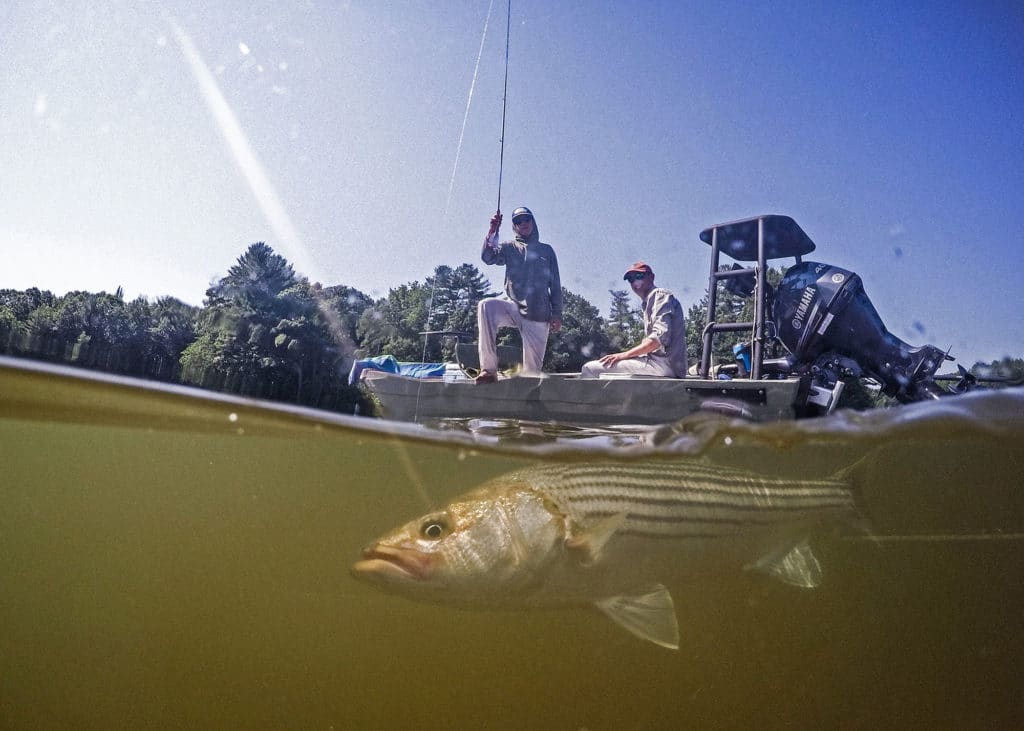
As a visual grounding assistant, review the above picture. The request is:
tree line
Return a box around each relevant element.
[2,242,1020,415]
[0,242,646,414]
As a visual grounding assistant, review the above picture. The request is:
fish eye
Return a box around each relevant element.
[420,518,448,540]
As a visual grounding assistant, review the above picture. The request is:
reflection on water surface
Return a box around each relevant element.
[1,357,1022,729]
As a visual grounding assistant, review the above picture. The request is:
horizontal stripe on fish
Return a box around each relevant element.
[562,495,854,518]
[506,463,855,540]
[581,506,852,539]
[547,482,852,508]
[528,462,829,482]
[516,464,850,497]
[577,503,850,535]
[553,485,852,505]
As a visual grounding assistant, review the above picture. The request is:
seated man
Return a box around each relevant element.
[581,261,688,378]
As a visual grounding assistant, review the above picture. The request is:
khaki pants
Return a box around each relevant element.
[477,298,550,375]
[580,353,674,378]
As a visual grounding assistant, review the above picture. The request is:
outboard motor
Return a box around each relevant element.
[773,262,950,402]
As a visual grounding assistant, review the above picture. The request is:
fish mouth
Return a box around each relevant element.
[351,544,435,583]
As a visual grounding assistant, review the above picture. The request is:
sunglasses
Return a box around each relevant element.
[512,217,533,225]
[625,272,647,282]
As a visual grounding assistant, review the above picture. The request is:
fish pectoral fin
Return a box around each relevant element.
[594,584,680,651]
[565,512,627,566]
[749,540,823,588]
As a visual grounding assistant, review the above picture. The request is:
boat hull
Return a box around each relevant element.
[360,370,806,424]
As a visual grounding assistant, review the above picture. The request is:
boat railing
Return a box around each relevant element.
[697,214,816,381]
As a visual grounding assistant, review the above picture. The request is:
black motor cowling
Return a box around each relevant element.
[773,262,949,402]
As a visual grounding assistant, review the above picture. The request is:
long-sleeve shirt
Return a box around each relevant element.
[482,233,562,323]
[642,287,689,377]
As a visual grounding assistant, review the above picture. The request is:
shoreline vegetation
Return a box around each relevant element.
[3,243,1021,417]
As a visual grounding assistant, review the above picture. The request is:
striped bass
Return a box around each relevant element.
[351,460,861,649]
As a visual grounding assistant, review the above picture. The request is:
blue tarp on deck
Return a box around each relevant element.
[348,355,446,385]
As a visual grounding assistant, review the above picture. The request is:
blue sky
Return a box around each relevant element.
[2,1,1022,364]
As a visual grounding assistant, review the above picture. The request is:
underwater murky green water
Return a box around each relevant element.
[2,356,1022,729]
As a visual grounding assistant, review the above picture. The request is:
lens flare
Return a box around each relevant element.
[169,18,316,281]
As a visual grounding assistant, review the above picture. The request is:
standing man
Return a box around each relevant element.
[580,261,688,378]
[476,206,562,384]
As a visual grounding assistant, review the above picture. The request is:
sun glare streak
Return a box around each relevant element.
[169,18,316,280]
[169,18,362,373]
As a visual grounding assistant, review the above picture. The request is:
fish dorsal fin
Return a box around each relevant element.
[564,512,627,566]
[751,540,823,588]
[595,584,680,650]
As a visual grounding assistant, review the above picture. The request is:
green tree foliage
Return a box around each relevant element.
[0,303,27,352]
[182,242,301,387]
[180,243,367,410]
[357,263,493,363]
[605,289,642,352]
[356,282,432,363]
[147,297,199,378]
[423,264,495,355]
[317,284,373,350]
[971,357,1024,386]
[1,287,196,379]
[1,288,54,321]
[0,289,44,347]
[207,241,298,312]
[545,288,611,372]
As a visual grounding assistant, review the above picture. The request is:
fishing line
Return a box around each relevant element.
[413,0,509,427]
[443,0,497,221]
[419,0,500,371]
[390,437,436,510]
[842,532,1024,543]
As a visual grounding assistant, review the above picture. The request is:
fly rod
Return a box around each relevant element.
[496,0,511,216]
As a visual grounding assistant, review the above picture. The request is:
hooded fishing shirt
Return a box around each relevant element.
[481,221,562,323]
